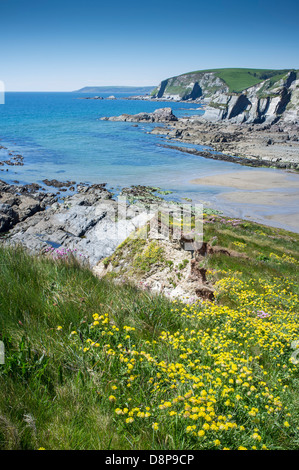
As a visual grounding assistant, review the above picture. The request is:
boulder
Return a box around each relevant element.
[0,194,47,232]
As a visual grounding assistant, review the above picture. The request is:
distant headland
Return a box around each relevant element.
[74,85,155,94]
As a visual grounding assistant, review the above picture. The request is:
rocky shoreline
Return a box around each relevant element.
[150,117,299,170]
[100,106,178,123]
[2,176,299,301]
[0,177,217,302]
[100,106,299,170]
[0,180,185,267]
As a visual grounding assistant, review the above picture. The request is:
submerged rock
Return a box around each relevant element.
[42,179,76,188]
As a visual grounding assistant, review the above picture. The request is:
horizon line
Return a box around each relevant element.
[5,87,156,93]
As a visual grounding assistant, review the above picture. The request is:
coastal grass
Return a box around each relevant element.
[0,247,184,450]
[185,68,293,93]
[0,215,299,450]
[212,69,290,93]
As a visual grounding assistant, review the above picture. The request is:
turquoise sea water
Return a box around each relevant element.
[1,92,298,231]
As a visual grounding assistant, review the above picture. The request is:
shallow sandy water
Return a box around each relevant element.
[190,170,299,190]
[190,170,299,233]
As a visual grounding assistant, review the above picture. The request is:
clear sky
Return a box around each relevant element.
[1,0,298,91]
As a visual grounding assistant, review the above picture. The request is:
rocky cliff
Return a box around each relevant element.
[152,70,228,101]
[152,68,299,124]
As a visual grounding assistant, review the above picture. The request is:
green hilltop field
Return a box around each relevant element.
[196,68,292,93]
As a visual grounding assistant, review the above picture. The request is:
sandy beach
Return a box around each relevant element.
[221,190,299,206]
[190,169,299,232]
[190,170,299,190]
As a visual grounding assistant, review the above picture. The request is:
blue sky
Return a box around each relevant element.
[1,0,298,91]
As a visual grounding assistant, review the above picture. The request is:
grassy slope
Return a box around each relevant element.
[224,70,288,92]
[158,68,294,95]
[201,68,290,93]
[0,215,299,450]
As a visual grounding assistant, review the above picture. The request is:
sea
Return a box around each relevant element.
[0,92,298,231]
